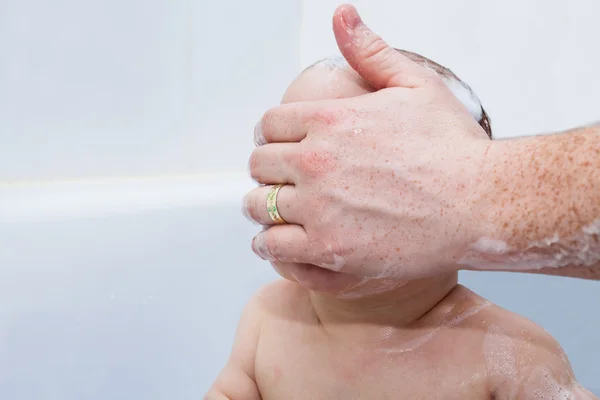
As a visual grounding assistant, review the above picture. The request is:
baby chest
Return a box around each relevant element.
[255,335,491,400]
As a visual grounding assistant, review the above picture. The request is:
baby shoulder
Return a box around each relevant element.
[476,298,583,398]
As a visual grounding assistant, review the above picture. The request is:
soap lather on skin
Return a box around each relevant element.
[459,219,600,272]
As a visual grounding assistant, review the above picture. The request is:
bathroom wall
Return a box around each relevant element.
[301,0,600,391]
[0,0,301,180]
[0,191,275,398]
[0,0,298,397]
[1,0,599,397]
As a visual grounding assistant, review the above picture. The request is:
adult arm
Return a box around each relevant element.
[464,124,600,280]
[243,5,599,286]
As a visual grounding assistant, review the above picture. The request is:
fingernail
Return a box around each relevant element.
[254,120,266,146]
[342,6,363,30]
[241,195,259,225]
[252,233,268,260]
[247,157,259,184]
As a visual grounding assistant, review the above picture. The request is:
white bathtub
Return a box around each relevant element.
[1,176,598,397]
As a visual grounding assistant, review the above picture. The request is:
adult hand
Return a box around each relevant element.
[244,5,493,286]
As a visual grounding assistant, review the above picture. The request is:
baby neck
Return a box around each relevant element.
[308,272,459,343]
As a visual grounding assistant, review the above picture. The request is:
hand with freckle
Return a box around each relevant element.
[244,4,494,288]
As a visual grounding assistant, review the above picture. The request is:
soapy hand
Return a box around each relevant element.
[244,5,493,286]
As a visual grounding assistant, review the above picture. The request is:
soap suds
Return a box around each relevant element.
[441,76,483,122]
[384,301,491,354]
[317,55,350,69]
[484,325,517,379]
[459,372,482,388]
[320,244,347,272]
[484,325,519,398]
[525,366,577,400]
[335,277,408,299]
[459,219,600,271]
[374,259,402,280]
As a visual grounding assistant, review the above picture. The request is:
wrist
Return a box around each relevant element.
[455,138,515,270]
[473,138,514,240]
[457,127,600,274]
[442,138,505,271]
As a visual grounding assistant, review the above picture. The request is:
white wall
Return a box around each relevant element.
[0,0,300,397]
[0,200,278,398]
[300,0,600,390]
[0,0,301,181]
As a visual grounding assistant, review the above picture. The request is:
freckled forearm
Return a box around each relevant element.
[463,125,600,279]
[535,261,600,280]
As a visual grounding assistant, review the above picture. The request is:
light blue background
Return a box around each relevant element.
[0,205,597,397]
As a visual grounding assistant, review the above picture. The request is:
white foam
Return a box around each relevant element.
[470,237,510,255]
[442,76,483,122]
[526,366,577,400]
[335,277,408,299]
[383,301,491,354]
[459,219,600,271]
[582,219,600,235]
[484,324,518,396]
[320,244,347,272]
[317,55,349,70]
[446,301,491,328]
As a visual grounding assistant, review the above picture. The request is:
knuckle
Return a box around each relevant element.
[358,36,389,65]
[263,232,280,260]
[247,150,261,180]
[296,146,335,178]
[373,46,398,72]
[317,236,349,272]
[243,191,260,222]
[310,105,341,127]
[250,192,263,222]
[260,107,279,142]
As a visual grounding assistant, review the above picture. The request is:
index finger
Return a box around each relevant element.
[254,100,338,145]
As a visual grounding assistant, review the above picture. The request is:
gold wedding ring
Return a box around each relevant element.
[266,184,287,225]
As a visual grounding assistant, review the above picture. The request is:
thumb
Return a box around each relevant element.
[333,4,435,90]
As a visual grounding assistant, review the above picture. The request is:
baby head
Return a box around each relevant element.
[280,50,492,300]
[283,49,492,138]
